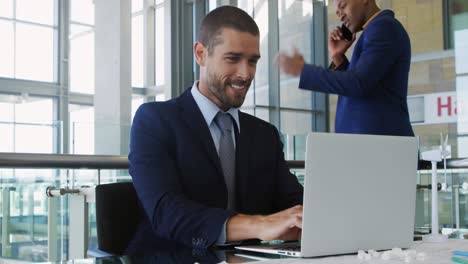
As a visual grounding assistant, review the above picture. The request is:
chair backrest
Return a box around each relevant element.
[95,182,141,255]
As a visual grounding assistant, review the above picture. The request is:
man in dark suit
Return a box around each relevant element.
[127,6,303,254]
[277,0,414,137]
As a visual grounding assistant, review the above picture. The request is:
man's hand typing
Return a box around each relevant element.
[226,205,303,243]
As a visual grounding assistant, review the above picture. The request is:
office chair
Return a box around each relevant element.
[94,182,141,256]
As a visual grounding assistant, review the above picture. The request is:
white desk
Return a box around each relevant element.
[238,239,468,263]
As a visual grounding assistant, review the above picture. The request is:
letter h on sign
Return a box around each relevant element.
[437,96,457,117]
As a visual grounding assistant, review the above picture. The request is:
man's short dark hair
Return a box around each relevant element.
[198,5,259,54]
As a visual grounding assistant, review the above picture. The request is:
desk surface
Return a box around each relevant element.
[44,239,468,264]
[241,239,468,264]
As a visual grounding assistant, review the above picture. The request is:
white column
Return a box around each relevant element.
[94,0,132,155]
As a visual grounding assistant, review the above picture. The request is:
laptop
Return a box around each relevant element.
[236,132,418,257]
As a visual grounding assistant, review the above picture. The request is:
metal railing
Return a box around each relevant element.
[1,152,467,170]
[0,153,128,169]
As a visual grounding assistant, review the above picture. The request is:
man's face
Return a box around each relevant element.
[197,28,260,111]
[334,0,367,33]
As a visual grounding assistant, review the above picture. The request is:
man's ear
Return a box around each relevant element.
[194,42,207,66]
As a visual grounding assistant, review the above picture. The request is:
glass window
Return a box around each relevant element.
[155,5,165,86]
[0,123,13,152]
[70,104,94,154]
[70,0,95,93]
[132,0,143,13]
[0,101,14,152]
[255,108,270,123]
[448,0,468,49]
[0,20,14,78]
[0,101,14,122]
[278,0,313,110]
[132,14,144,88]
[407,96,425,124]
[0,0,13,18]
[253,0,269,107]
[0,98,54,153]
[208,0,217,11]
[16,0,54,25]
[0,1,57,82]
[282,133,306,161]
[156,93,165,101]
[15,23,54,82]
[15,98,53,123]
[15,125,53,153]
[70,30,95,93]
[71,0,94,25]
[455,29,468,75]
[280,110,313,136]
[132,95,144,120]
[70,23,93,36]
[457,76,468,158]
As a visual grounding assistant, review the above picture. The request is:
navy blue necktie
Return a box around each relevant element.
[215,112,236,210]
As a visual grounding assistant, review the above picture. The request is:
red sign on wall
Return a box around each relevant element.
[425,92,458,124]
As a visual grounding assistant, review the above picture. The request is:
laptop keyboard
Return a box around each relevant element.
[273,245,301,252]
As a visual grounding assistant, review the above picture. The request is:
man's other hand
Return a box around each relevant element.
[276,50,305,77]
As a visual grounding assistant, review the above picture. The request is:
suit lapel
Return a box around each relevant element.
[176,89,223,176]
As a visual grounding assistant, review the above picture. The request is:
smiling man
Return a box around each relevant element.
[277,0,414,137]
[127,6,303,254]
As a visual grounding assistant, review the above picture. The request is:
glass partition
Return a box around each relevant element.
[0,167,131,262]
[417,167,468,233]
[0,168,67,262]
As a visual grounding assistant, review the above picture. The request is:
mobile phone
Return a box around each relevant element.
[340,24,353,41]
